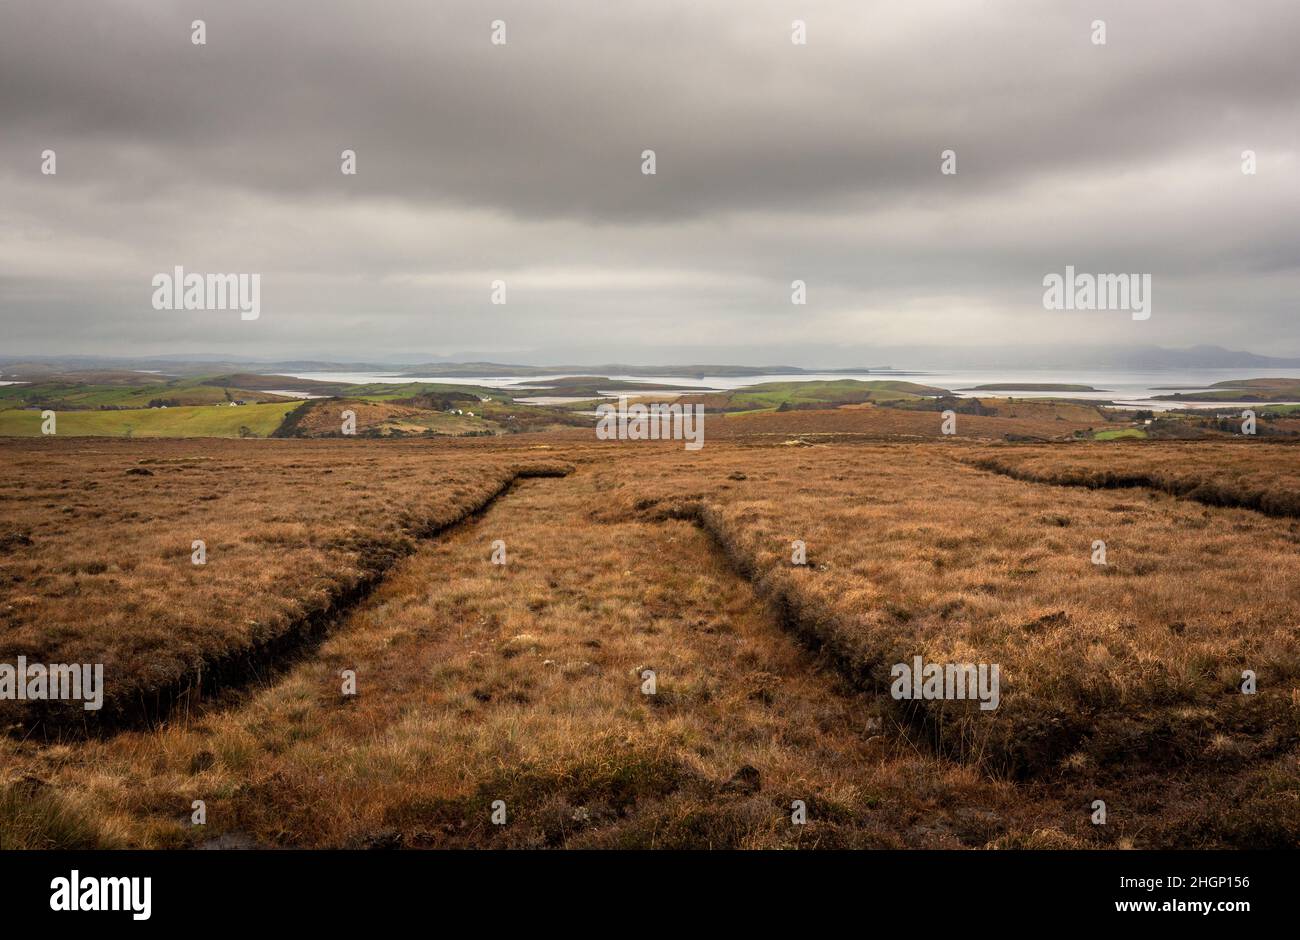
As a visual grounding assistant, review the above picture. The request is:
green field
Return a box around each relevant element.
[716,379,948,411]
[343,382,509,403]
[0,402,300,438]
[0,377,292,410]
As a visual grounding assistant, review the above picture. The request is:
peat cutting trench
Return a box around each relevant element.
[12,465,572,741]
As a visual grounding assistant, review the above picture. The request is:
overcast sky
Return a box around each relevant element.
[1,0,1297,365]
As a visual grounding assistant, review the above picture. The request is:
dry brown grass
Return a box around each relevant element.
[966,441,1300,518]
[708,402,1123,442]
[2,421,1298,848]
[600,444,1300,780]
[2,469,1051,849]
[0,437,567,731]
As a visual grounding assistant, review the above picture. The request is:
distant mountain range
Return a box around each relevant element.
[973,345,1300,370]
[0,357,894,379]
[3,345,1300,378]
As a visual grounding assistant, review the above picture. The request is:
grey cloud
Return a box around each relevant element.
[0,0,1298,360]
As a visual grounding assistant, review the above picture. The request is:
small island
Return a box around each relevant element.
[1151,377,1300,402]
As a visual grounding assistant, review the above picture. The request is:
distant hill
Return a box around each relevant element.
[1093,345,1300,369]
[390,363,885,379]
[5,344,1300,376]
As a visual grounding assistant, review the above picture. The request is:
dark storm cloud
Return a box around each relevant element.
[0,0,1298,360]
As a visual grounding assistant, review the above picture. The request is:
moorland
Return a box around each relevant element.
[1,370,1298,849]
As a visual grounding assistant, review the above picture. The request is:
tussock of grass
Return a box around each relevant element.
[0,776,114,849]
